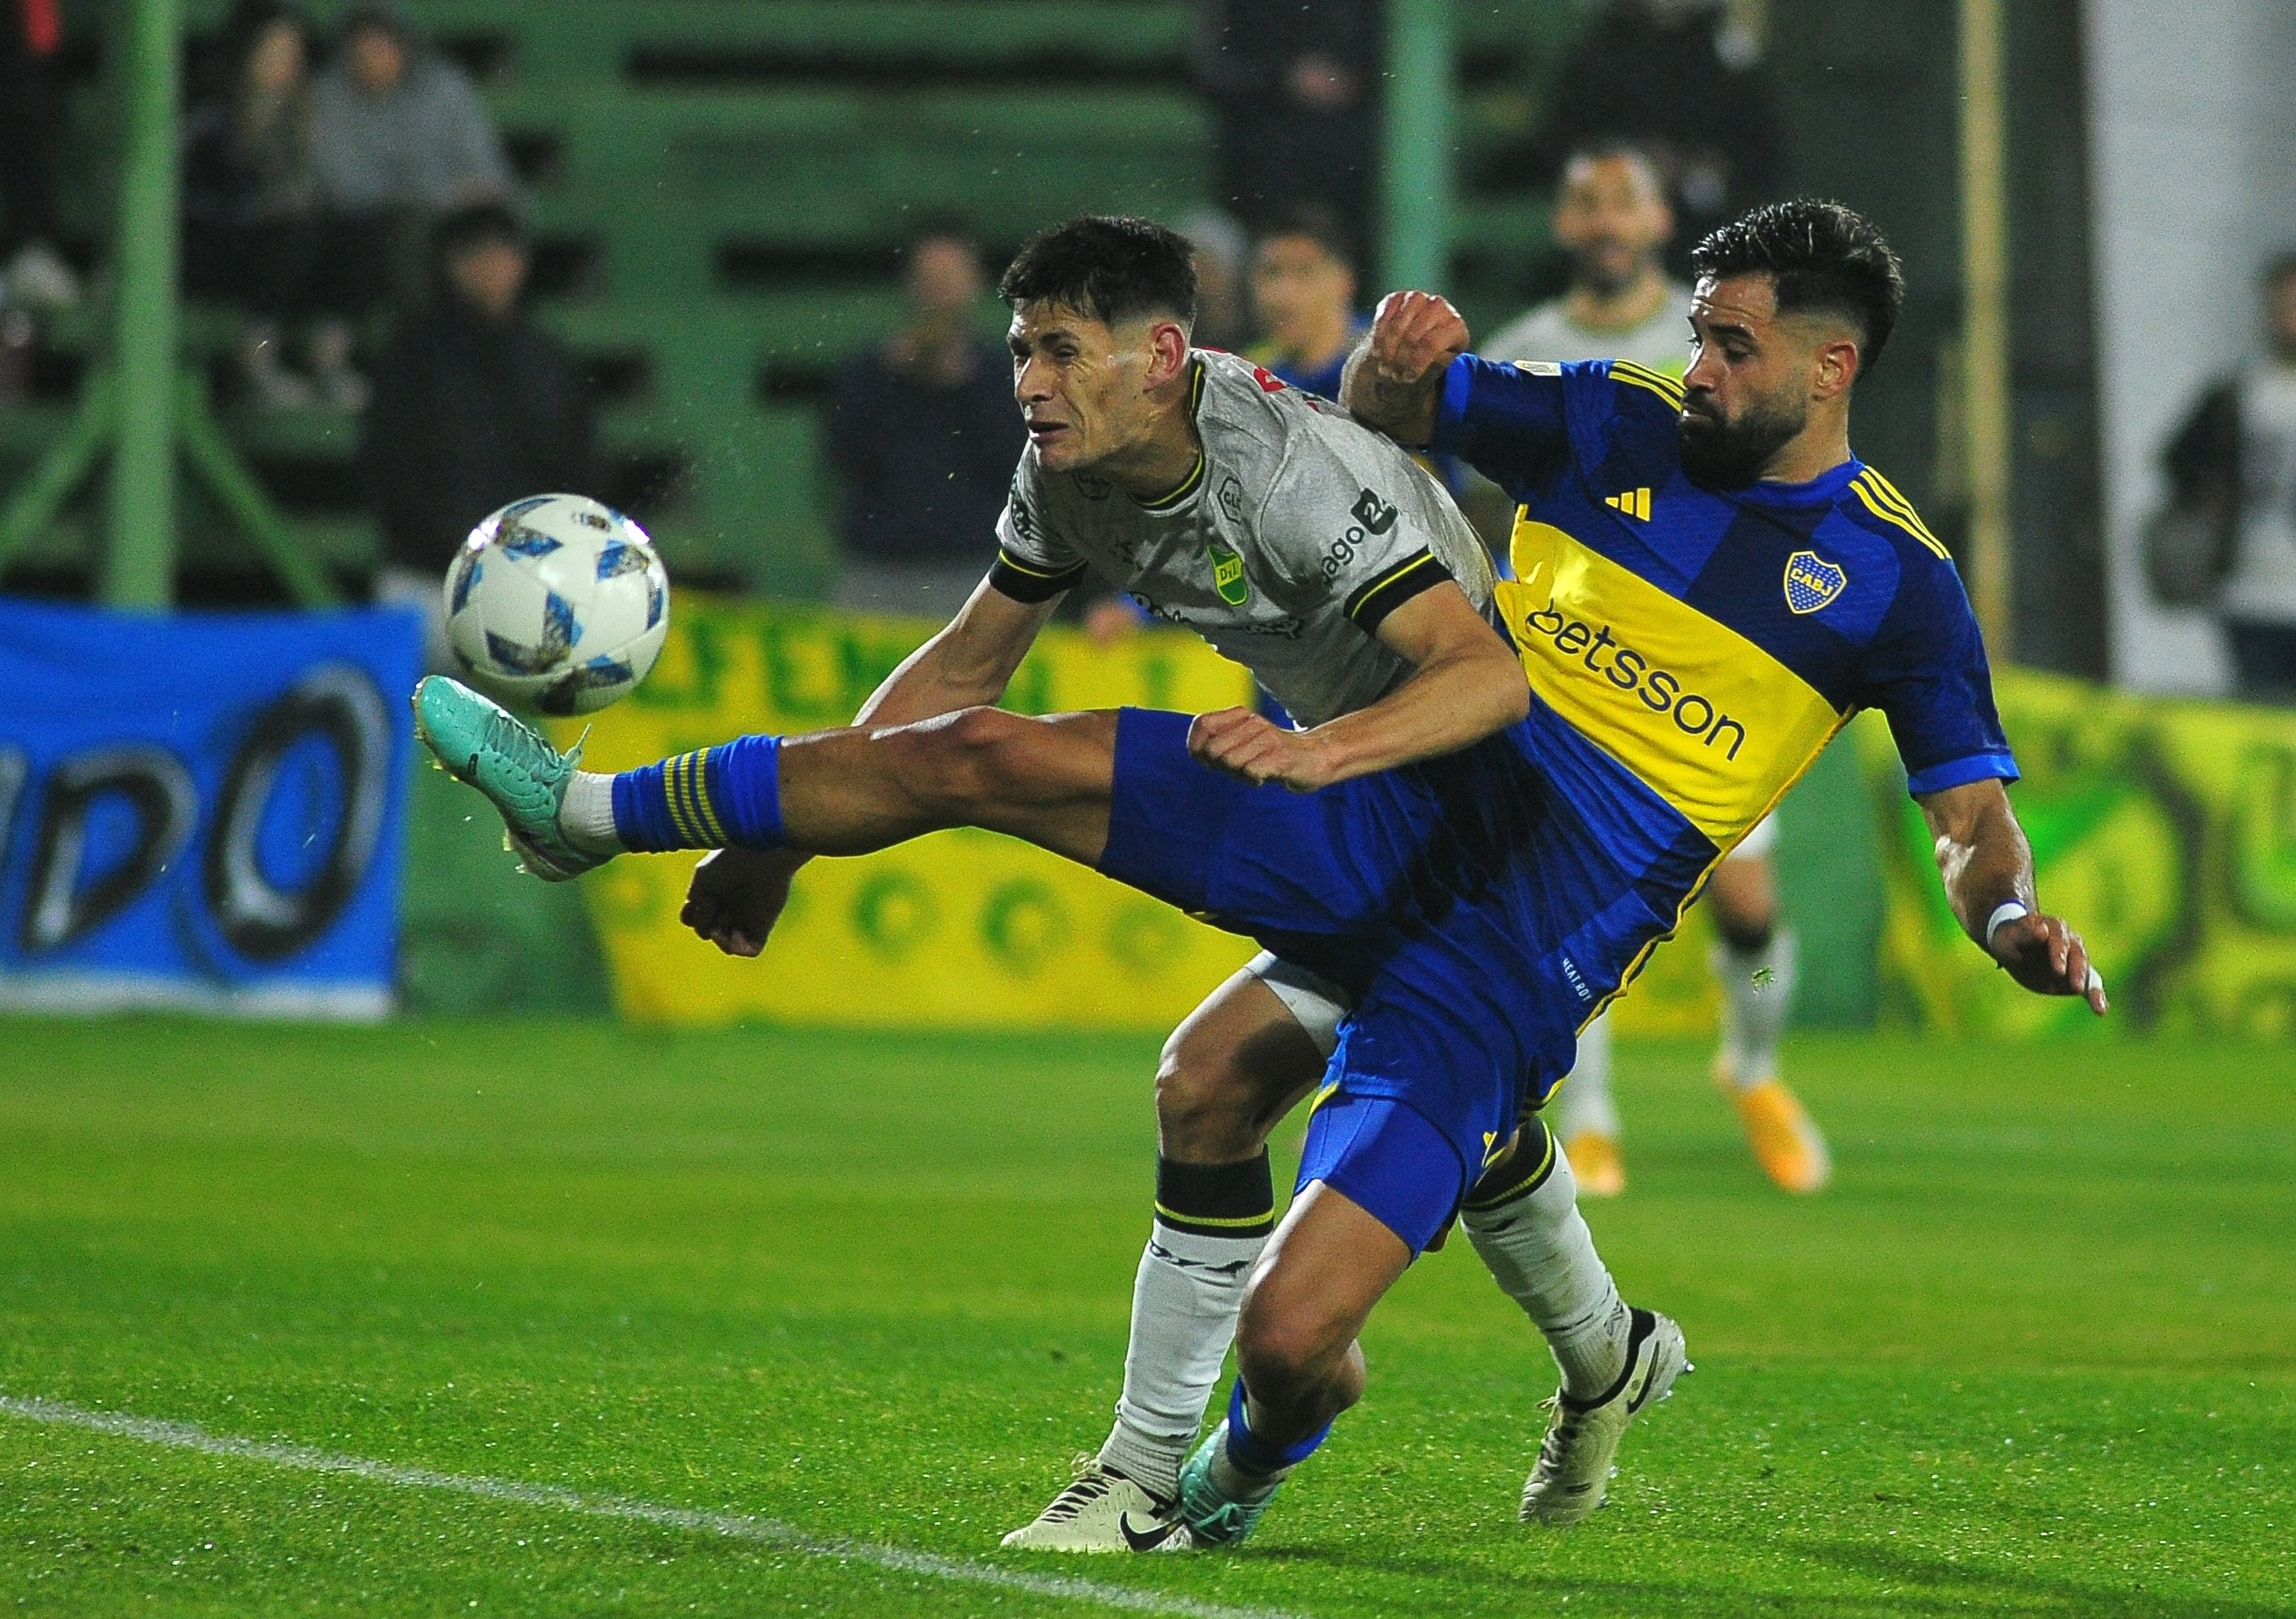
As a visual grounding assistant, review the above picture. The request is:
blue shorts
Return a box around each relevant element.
[1098,708,1677,1248]
[1296,1089,1485,1256]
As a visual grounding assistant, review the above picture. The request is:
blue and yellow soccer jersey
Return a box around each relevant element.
[1432,354,2016,996]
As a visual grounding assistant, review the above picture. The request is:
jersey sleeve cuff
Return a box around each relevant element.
[1344,549,1451,635]
[988,549,1088,603]
[1905,751,2020,797]
[1428,355,1478,454]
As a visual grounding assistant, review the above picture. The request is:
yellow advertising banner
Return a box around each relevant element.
[1860,668,2296,1038]
[555,596,1262,1028]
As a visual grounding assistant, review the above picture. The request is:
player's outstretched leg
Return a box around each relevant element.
[1458,1116,1688,1525]
[412,675,1120,878]
[1706,851,1829,1193]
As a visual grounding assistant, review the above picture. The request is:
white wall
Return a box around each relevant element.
[2084,0,2296,692]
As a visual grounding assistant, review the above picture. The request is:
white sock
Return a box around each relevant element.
[1099,1223,1265,1500]
[1549,1010,1619,1141]
[1463,1138,1630,1400]
[559,771,625,854]
[1713,929,1796,1087]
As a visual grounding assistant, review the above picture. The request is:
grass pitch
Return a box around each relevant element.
[0,1017,2289,1616]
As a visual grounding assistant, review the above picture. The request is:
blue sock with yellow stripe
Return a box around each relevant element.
[610,735,786,853]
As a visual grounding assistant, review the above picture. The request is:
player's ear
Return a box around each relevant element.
[1813,334,1860,400]
[1142,318,1191,387]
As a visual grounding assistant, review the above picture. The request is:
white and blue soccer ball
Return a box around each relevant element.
[443,493,670,716]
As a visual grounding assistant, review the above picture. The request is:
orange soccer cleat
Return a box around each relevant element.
[1723,1073,1831,1194]
[1562,1130,1627,1197]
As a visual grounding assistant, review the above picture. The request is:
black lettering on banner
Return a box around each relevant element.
[22,745,198,951]
[204,664,392,962]
[1517,598,1747,761]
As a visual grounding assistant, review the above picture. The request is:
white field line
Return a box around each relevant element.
[0,1394,1304,1619]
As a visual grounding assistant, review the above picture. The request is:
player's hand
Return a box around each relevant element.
[1188,707,1337,792]
[680,847,806,957]
[1367,290,1471,385]
[1989,912,2109,1015]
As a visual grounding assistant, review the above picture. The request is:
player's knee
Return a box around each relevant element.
[1153,1042,1264,1159]
[913,705,1024,810]
[1233,1298,1339,1400]
[1715,904,1774,953]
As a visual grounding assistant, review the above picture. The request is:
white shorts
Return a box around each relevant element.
[1726,810,1778,863]
[1244,951,1351,1059]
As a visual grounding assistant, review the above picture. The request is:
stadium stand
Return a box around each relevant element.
[0,0,1581,602]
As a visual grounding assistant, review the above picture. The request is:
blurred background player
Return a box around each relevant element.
[309,0,519,408]
[1484,145,1690,378]
[1482,143,1825,1197]
[2156,250,2296,702]
[823,220,1025,621]
[1246,205,1366,399]
[362,200,594,664]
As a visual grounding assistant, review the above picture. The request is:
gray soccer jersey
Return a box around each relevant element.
[991,351,1496,727]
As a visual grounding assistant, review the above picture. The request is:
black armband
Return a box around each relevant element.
[988,548,1088,603]
[1344,549,1451,635]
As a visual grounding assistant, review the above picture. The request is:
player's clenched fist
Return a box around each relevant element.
[681,847,803,957]
[1189,707,1338,793]
[1367,290,1471,384]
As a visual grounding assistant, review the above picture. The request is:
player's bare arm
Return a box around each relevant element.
[682,581,1062,955]
[1188,582,1527,791]
[1340,291,1472,448]
[1916,777,2107,1014]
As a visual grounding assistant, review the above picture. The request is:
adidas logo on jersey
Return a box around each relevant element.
[1604,489,1653,521]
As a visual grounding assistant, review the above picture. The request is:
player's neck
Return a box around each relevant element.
[1760,412,1855,487]
[1099,369,1205,502]
[1566,266,1670,334]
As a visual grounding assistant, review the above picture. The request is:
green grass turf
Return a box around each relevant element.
[0,1018,2290,1617]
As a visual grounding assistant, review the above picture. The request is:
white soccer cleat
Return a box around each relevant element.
[1000,1456,1195,1553]
[1520,1306,1688,1526]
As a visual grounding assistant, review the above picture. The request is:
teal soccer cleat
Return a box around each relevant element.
[411,676,602,882]
[1175,1421,1286,1548]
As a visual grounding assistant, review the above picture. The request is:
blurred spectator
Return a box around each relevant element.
[310,1,518,404]
[1246,205,1365,399]
[1194,0,1382,265]
[363,203,593,659]
[1176,206,1250,353]
[2154,252,2296,701]
[1482,145,1690,374]
[183,3,327,408]
[823,222,1024,621]
[0,0,80,310]
[1535,0,1779,260]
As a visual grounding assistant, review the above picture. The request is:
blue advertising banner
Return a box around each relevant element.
[0,599,420,1018]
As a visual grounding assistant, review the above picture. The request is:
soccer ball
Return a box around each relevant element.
[443,493,670,716]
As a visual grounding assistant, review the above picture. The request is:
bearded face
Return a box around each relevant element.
[1678,382,1808,489]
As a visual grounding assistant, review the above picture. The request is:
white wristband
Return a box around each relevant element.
[1984,899,2031,951]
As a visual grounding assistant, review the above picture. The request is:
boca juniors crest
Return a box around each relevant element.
[1784,549,1848,615]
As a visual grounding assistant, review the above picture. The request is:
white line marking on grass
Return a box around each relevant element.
[0,1394,1303,1619]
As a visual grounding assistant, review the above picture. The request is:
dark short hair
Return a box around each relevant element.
[434,200,525,261]
[1254,202,1354,273]
[1690,198,1905,375]
[999,215,1197,329]
[2264,249,2296,287]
